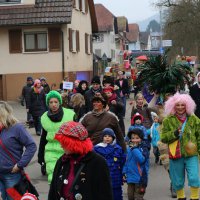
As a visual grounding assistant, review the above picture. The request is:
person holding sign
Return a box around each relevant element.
[161,93,200,200]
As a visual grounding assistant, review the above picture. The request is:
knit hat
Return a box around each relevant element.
[128,128,144,140]
[40,77,46,81]
[102,128,115,140]
[131,113,144,125]
[27,76,33,81]
[21,193,37,200]
[55,121,93,154]
[91,76,101,84]
[46,90,62,106]
[103,86,114,93]
[34,79,41,87]
[151,112,159,120]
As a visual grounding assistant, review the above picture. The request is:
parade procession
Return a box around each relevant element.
[0,0,200,200]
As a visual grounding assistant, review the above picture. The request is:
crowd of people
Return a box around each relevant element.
[0,70,199,200]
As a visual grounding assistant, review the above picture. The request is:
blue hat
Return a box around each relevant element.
[27,76,33,81]
[102,128,115,139]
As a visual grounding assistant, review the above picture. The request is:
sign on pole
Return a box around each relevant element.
[162,40,172,47]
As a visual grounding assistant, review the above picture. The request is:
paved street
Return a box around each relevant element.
[9,99,191,200]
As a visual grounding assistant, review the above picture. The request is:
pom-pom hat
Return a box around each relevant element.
[131,113,144,125]
[102,128,115,139]
[21,193,37,200]
[55,121,93,155]
[46,90,62,106]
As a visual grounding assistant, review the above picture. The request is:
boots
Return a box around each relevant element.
[170,183,177,198]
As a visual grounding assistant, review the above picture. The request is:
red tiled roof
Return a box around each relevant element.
[95,3,115,32]
[126,23,139,42]
[0,0,98,32]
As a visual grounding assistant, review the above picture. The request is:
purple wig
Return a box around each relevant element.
[164,93,196,116]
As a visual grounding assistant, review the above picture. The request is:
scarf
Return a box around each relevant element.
[47,106,64,122]
[91,88,101,94]
[108,93,117,104]
[33,86,43,94]
[62,154,84,200]
[175,113,187,123]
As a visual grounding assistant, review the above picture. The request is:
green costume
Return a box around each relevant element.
[41,108,75,183]
[161,114,200,157]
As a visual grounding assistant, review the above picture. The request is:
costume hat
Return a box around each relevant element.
[46,90,62,106]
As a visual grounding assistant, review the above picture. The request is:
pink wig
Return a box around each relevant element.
[34,79,41,87]
[55,135,93,155]
[164,93,196,116]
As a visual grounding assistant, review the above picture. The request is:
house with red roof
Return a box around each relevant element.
[0,0,97,100]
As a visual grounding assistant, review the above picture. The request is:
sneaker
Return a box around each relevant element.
[170,183,177,198]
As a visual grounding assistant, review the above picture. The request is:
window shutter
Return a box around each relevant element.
[85,0,88,14]
[90,34,93,54]
[85,33,88,54]
[48,28,61,52]
[76,30,80,52]
[79,0,82,11]
[69,28,73,52]
[9,29,22,53]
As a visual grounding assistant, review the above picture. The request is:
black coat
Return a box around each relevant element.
[115,78,129,96]
[48,151,113,200]
[27,88,46,117]
[190,83,200,118]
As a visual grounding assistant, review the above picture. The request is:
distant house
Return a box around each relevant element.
[139,31,150,50]
[126,23,140,51]
[116,16,129,51]
[0,0,97,100]
[93,4,118,66]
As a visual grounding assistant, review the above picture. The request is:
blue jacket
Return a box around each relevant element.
[123,146,145,184]
[149,122,160,147]
[0,123,37,173]
[94,143,126,188]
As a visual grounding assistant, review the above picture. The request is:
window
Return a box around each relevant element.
[69,28,79,53]
[24,32,47,52]
[81,0,85,13]
[74,0,80,10]
[9,29,22,53]
[0,0,20,3]
[73,0,88,13]
[111,49,115,59]
[85,33,92,54]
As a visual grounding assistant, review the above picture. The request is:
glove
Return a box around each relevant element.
[174,129,180,137]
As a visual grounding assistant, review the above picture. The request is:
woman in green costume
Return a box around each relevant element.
[38,90,75,183]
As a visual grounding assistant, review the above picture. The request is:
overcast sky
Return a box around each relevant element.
[93,0,159,22]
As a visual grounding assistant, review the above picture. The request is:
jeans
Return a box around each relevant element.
[0,172,21,200]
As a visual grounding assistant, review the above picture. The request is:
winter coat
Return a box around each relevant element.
[21,83,33,108]
[150,122,160,147]
[161,114,200,157]
[80,111,126,151]
[115,78,129,96]
[48,151,113,200]
[39,108,75,183]
[27,88,46,117]
[190,83,200,118]
[0,123,36,173]
[123,146,145,184]
[94,143,126,188]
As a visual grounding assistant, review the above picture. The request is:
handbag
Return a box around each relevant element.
[0,139,39,199]
[168,119,187,160]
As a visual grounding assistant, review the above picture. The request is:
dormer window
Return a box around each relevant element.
[0,0,21,3]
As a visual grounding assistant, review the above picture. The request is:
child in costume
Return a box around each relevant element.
[123,128,148,200]
[94,128,126,200]
[149,112,161,164]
